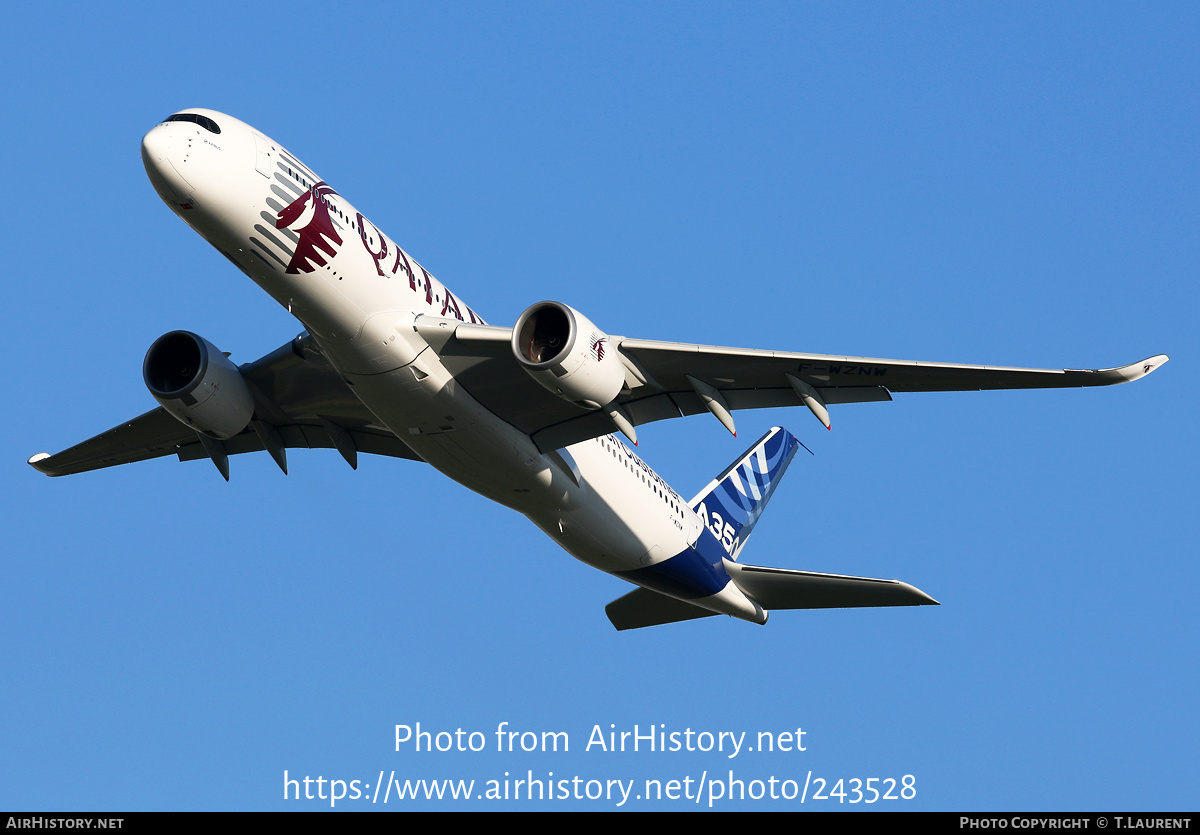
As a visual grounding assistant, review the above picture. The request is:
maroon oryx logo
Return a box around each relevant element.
[590,333,607,362]
[276,182,343,274]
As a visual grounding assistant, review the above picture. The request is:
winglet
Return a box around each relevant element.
[1067,354,1169,384]
[1118,354,1169,382]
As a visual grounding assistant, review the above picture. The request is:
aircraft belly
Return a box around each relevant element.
[339,363,577,510]
[548,441,693,574]
[329,346,764,624]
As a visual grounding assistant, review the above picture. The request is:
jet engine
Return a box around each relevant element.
[511,301,624,410]
[143,331,254,439]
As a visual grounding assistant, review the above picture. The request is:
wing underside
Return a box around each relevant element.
[31,317,1167,477]
[29,336,422,477]
[416,317,1168,452]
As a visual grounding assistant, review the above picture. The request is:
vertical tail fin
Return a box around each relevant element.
[689,426,801,561]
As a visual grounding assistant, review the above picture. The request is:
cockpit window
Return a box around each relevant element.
[164,113,222,134]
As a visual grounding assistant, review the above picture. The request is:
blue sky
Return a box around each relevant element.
[2,2,1195,811]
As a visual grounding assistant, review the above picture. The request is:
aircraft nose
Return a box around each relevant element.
[141,123,195,205]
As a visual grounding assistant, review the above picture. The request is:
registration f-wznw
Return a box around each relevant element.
[29,110,1168,629]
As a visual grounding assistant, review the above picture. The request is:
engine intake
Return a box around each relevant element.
[144,331,254,440]
[512,301,624,410]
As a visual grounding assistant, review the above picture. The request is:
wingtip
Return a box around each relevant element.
[1124,354,1170,381]
[896,580,939,606]
[1074,354,1170,384]
[28,452,54,476]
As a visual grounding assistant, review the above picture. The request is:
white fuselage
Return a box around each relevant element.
[140,109,763,622]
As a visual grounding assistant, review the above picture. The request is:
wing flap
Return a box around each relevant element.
[173,424,422,465]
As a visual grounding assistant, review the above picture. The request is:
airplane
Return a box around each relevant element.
[28,109,1168,630]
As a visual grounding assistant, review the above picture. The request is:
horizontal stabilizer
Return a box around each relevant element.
[606,587,718,630]
[726,561,938,609]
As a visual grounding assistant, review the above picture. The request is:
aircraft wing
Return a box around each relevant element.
[29,335,423,478]
[33,318,1167,476]
[415,317,1168,452]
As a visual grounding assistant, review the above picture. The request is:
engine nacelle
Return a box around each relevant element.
[512,301,624,410]
[143,331,254,440]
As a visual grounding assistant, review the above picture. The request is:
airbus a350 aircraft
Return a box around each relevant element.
[30,109,1168,630]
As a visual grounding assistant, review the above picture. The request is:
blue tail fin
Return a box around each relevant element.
[689,426,801,561]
